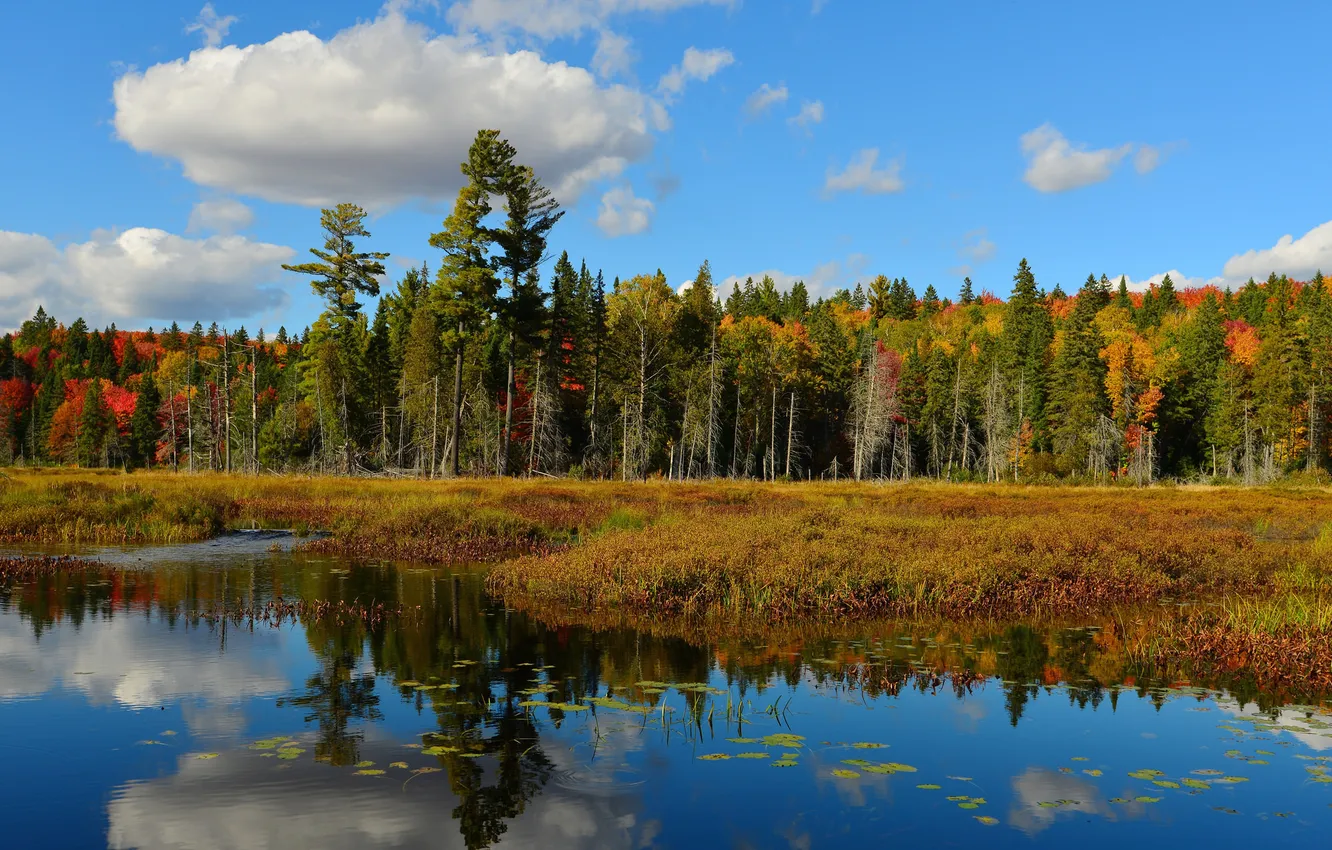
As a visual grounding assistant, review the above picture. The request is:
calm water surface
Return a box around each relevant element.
[3,533,1331,849]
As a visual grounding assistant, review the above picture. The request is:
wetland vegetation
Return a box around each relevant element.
[4,469,1332,699]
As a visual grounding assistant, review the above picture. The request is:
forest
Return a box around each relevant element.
[0,130,1328,485]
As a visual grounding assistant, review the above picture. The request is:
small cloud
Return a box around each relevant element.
[1134,144,1160,175]
[592,30,634,80]
[958,228,996,264]
[824,149,904,197]
[187,198,254,235]
[596,185,654,237]
[657,47,734,102]
[788,100,824,131]
[812,0,830,12]
[744,83,788,118]
[185,3,237,49]
[1020,124,1132,193]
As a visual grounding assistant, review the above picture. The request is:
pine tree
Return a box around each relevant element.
[959,277,975,306]
[77,378,111,467]
[131,370,161,467]
[921,285,941,316]
[490,145,564,476]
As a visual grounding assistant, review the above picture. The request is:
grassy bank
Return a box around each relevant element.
[488,484,1332,617]
[6,469,1332,689]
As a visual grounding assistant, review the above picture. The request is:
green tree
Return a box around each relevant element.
[283,204,390,329]
[130,370,161,467]
[490,152,564,476]
[77,379,111,467]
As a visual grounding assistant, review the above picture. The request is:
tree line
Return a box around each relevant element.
[1,130,1328,484]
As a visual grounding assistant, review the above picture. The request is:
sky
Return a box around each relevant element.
[2,0,1331,333]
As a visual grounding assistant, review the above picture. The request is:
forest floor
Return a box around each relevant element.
[3,467,1332,693]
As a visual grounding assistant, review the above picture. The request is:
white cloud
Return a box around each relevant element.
[592,29,634,79]
[0,227,293,329]
[185,3,238,48]
[958,228,996,265]
[446,0,732,40]
[743,83,788,118]
[1020,124,1133,193]
[113,11,655,207]
[823,149,904,197]
[657,46,734,101]
[596,185,654,236]
[720,252,870,302]
[1221,219,1332,284]
[187,198,254,235]
[788,100,824,131]
[1134,144,1160,175]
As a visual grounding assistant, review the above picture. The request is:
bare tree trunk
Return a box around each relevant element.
[528,355,541,475]
[187,358,194,473]
[706,328,718,476]
[731,380,742,478]
[431,375,440,479]
[500,330,515,476]
[786,391,796,477]
[250,343,258,473]
[769,383,777,481]
[450,319,464,477]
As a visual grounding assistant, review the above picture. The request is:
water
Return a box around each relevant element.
[2,535,1331,849]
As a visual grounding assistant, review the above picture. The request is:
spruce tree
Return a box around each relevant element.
[130,370,161,467]
[77,378,110,467]
[959,277,975,306]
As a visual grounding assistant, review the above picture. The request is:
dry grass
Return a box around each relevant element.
[489,482,1332,619]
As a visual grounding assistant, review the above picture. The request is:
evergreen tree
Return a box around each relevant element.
[959,277,975,306]
[490,144,564,476]
[130,370,161,467]
[77,378,111,467]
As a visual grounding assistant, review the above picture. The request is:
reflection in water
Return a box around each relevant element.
[3,545,1332,849]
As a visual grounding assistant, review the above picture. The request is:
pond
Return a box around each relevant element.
[2,533,1331,849]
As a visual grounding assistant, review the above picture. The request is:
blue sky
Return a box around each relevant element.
[2,0,1331,333]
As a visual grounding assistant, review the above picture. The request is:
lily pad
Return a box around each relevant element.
[1083,769,1103,777]
[698,753,730,761]
[772,759,798,768]
[1181,778,1210,790]
[356,761,375,768]
[851,742,886,749]
[354,769,385,776]
[1134,796,1162,804]
[974,816,999,826]
[831,769,860,779]
[1152,780,1181,789]
[917,784,942,790]
[276,749,304,760]
[736,752,770,760]
[390,762,409,769]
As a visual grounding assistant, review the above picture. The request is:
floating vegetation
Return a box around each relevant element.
[735,753,770,760]
[354,769,386,776]
[917,784,942,790]
[851,742,887,749]
[0,555,100,582]
[194,753,219,760]
[1083,769,1103,777]
[518,701,590,712]
[698,754,730,761]
[974,816,999,826]
[831,769,860,779]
